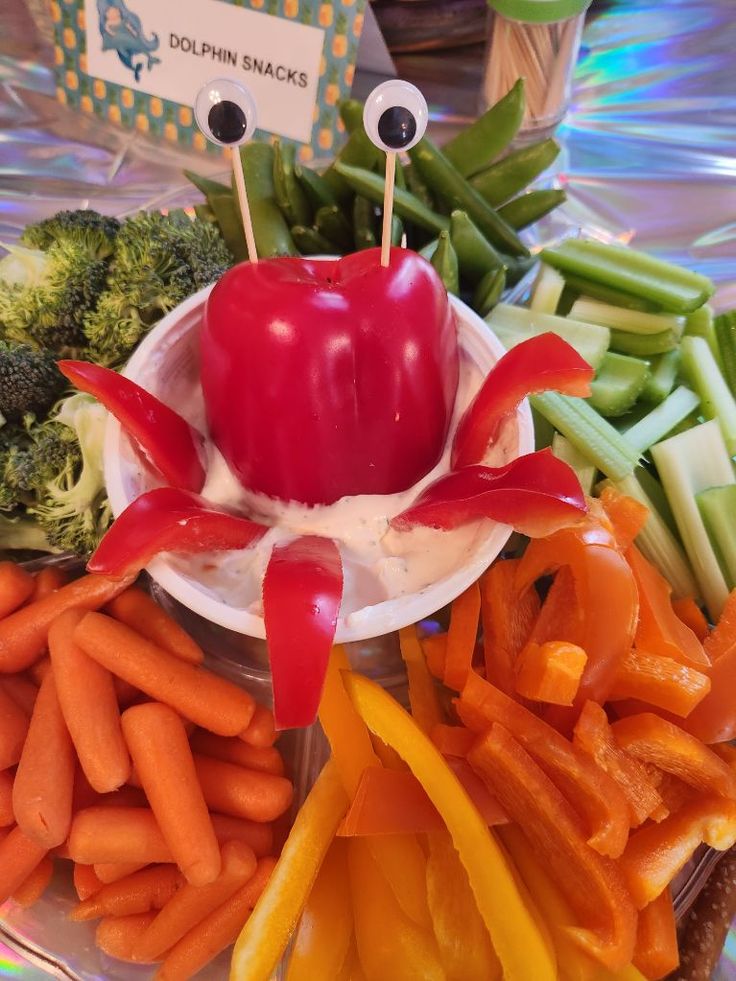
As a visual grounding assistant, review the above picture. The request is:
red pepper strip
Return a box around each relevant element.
[88,487,267,578]
[391,450,587,538]
[456,672,630,859]
[58,360,206,492]
[619,796,736,908]
[481,559,540,696]
[611,713,736,800]
[572,701,664,828]
[607,648,711,718]
[336,764,508,836]
[627,546,709,669]
[263,535,343,730]
[631,889,679,981]
[452,333,594,469]
[468,724,637,971]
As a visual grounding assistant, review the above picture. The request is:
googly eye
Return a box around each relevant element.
[194,78,257,148]
[363,79,428,154]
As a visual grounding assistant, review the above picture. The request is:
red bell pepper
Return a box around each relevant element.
[88,487,267,578]
[452,333,593,470]
[391,450,587,537]
[58,360,206,493]
[263,535,343,730]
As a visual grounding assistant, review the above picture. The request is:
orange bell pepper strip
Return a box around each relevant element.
[671,597,709,642]
[572,701,663,828]
[611,713,736,799]
[480,559,540,695]
[607,648,711,718]
[713,743,736,769]
[516,506,639,720]
[631,888,679,981]
[704,587,736,660]
[620,796,736,909]
[673,640,736,744]
[627,546,709,669]
[426,829,502,981]
[421,632,447,680]
[343,671,556,981]
[529,566,584,647]
[398,626,443,734]
[515,640,587,706]
[444,581,481,691]
[468,724,637,972]
[285,838,352,981]
[430,723,475,758]
[230,759,347,981]
[456,671,630,858]
[599,487,649,550]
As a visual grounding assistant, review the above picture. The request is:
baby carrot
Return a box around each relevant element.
[0,825,48,904]
[210,814,274,859]
[74,614,255,736]
[69,807,173,866]
[156,857,276,981]
[49,608,130,794]
[133,841,257,961]
[96,912,158,963]
[113,676,140,708]
[106,587,204,665]
[0,573,134,673]
[95,862,150,884]
[13,671,75,848]
[0,562,35,619]
[27,656,51,685]
[71,864,183,921]
[0,676,38,715]
[192,755,294,823]
[0,683,30,770]
[239,705,277,748]
[31,567,69,601]
[190,730,285,776]
[0,770,14,827]
[122,703,221,887]
[12,854,54,907]
[74,863,105,900]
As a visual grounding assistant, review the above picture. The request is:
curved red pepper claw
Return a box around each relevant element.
[263,535,344,731]
[451,334,594,470]
[58,360,207,493]
[391,449,587,538]
[88,487,268,579]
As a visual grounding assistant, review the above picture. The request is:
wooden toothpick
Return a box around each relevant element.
[231,148,258,265]
[380,150,397,268]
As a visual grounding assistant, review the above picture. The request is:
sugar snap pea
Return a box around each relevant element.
[209,195,248,262]
[323,129,383,202]
[449,211,503,286]
[556,272,659,312]
[295,164,339,211]
[193,203,217,224]
[391,215,404,248]
[502,254,537,287]
[315,205,353,253]
[353,196,377,250]
[291,225,336,256]
[334,162,449,235]
[339,99,364,134]
[443,78,525,178]
[240,144,298,257]
[409,138,528,257]
[405,164,435,211]
[472,267,506,316]
[470,139,560,208]
[273,140,311,228]
[430,230,459,295]
[498,189,567,231]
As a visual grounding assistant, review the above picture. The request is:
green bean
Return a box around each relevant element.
[239,144,298,257]
[472,267,506,316]
[273,140,311,228]
[470,139,560,207]
[291,225,336,256]
[408,138,528,256]
[338,99,364,134]
[315,205,353,252]
[449,211,503,285]
[334,162,449,235]
[442,78,525,178]
[295,164,339,211]
[353,196,377,250]
[498,189,567,231]
[430,230,459,295]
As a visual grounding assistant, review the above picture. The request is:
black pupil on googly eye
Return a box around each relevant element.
[377,106,417,150]
[207,99,247,144]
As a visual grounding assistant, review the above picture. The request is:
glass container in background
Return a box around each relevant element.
[482,0,592,136]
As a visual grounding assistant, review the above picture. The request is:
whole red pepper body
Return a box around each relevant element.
[201,247,458,506]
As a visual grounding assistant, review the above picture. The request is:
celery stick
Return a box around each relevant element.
[609,473,698,600]
[650,421,734,620]
[622,386,701,453]
[609,328,678,357]
[635,464,679,537]
[541,239,714,313]
[530,266,565,314]
[569,298,685,337]
[685,304,722,369]
[552,433,596,493]
[531,392,641,481]
[641,349,680,404]
[554,273,659,312]
[714,310,736,396]
[486,304,610,368]
[696,486,736,589]
[589,353,650,418]
[680,335,736,455]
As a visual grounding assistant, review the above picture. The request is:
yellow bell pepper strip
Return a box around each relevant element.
[342,671,557,981]
[444,581,481,692]
[619,796,736,908]
[318,648,431,929]
[572,701,663,828]
[348,837,444,981]
[630,889,678,981]
[611,713,736,800]
[398,625,444,734]
[607,648,711,718]
[426,830,502,981]
[456,671,630,858]
[480,558,540,695]
[285,838,352,981]
[468,724,638,972]
[229,759,347,981]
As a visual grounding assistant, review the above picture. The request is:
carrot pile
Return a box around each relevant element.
[0,562,291,980]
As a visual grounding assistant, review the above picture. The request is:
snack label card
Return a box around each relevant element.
[52,0,369,158]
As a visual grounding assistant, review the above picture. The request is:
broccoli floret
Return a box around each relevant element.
[20,209,120,259]
[0,341,67,422]
[0,513,59,555]
[3,416,80,500]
